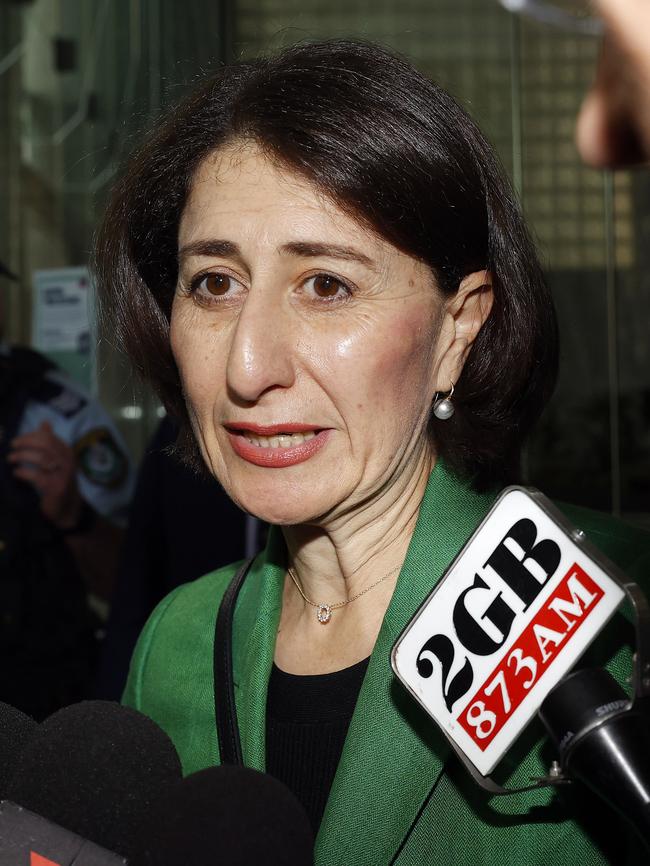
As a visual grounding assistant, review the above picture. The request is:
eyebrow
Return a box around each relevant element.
[178,239,239,264]
[280,241,376,270]
[178,238,377,270]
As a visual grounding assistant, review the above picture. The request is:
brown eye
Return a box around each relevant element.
[188,271,244,304]
[203,273,231,295]
[308,274,349,300]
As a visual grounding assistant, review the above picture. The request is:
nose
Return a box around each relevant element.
[225,286,296,403]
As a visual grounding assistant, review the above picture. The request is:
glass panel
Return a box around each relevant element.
[237,0,515,173]
[617,173,650,524]
[517,13,617,512]
[0,0,232,461]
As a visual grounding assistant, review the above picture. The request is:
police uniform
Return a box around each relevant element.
[0,344,134,719]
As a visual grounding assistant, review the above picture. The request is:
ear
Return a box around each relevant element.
[433,269,493,392]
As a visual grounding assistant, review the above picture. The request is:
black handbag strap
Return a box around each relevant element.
[213,558,255,765]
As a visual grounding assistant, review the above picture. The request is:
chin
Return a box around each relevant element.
[234,490,331,527]
[202,433,352,526]
[219,471,338,527]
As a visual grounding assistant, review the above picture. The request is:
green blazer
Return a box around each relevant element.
[123,462,650,865]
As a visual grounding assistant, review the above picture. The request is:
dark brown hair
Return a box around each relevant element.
[95,39,557,488]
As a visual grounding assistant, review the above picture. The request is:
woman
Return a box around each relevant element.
[96,40,648,865]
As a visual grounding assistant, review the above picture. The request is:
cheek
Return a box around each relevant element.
[342,308,435,381]
[170,302,222,415]
[323,305,439,426]
[374,325,436,424]
[380,315,434,374]
[170,296,191,365]
[170,307,196,396]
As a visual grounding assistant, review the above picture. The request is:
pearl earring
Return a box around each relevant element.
[433,383,455,420]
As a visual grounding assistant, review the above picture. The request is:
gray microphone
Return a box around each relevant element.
[540,667,650,851]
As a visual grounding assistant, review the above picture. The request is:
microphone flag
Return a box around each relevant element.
[0,800,127,866]
[32,854,59,866]
[391,486,625,779]
[0,801,126,865]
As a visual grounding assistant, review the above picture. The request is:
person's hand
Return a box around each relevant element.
[8,421,84,529]
[576,0,650,167]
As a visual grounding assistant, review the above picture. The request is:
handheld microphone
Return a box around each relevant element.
[134,765,314,866]
[540,667,650,850]
[1,700,182,864]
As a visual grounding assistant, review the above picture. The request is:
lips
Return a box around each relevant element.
[224,423,330,468]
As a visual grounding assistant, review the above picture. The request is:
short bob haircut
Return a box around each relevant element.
[95,39,557,489]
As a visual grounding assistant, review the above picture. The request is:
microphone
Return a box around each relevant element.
[134,765,314,866]
[0,702,37,798]
[1,700,182,864]
[540,667,650,850]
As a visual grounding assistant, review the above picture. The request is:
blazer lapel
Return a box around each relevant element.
[232,529,287,772]
[316,463,496,865]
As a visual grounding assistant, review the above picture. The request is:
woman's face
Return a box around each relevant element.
[171,142,450,525]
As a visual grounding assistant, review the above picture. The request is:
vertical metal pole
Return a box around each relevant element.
[604,171,622,516]
[142,0,162,450]
[148,0,161,116]
[219,0,237,63]
[0,3,21,338]
[509,11,524,200]
[508,10,529,479]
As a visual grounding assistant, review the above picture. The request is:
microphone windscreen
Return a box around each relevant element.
[135,765,314,866]
[0,702,37,798]
[6,700,182,859]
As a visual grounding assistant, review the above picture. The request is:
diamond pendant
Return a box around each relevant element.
[317,604,332,624]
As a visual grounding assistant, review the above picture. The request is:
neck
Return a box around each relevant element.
[277,448,434,668]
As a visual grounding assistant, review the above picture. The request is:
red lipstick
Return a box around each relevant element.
[224,424,330,468]
[226,423,322,435]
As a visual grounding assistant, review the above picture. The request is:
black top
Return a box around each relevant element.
[265,656,370,833]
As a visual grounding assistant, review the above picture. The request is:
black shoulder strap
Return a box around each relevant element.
[213,558,255,765]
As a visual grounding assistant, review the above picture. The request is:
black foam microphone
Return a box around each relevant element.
[2,700,182,863]
[0,702,37,798]
[134,765,314,866]
[540,667,650,850]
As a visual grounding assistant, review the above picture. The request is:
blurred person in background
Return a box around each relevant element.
[0,261,134,719]
[577,0,650,167]
[94,413,262,701]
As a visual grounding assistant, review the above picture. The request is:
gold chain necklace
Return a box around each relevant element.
[287,564,401,624]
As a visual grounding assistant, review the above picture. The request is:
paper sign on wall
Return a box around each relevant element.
[32,267,95,392]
